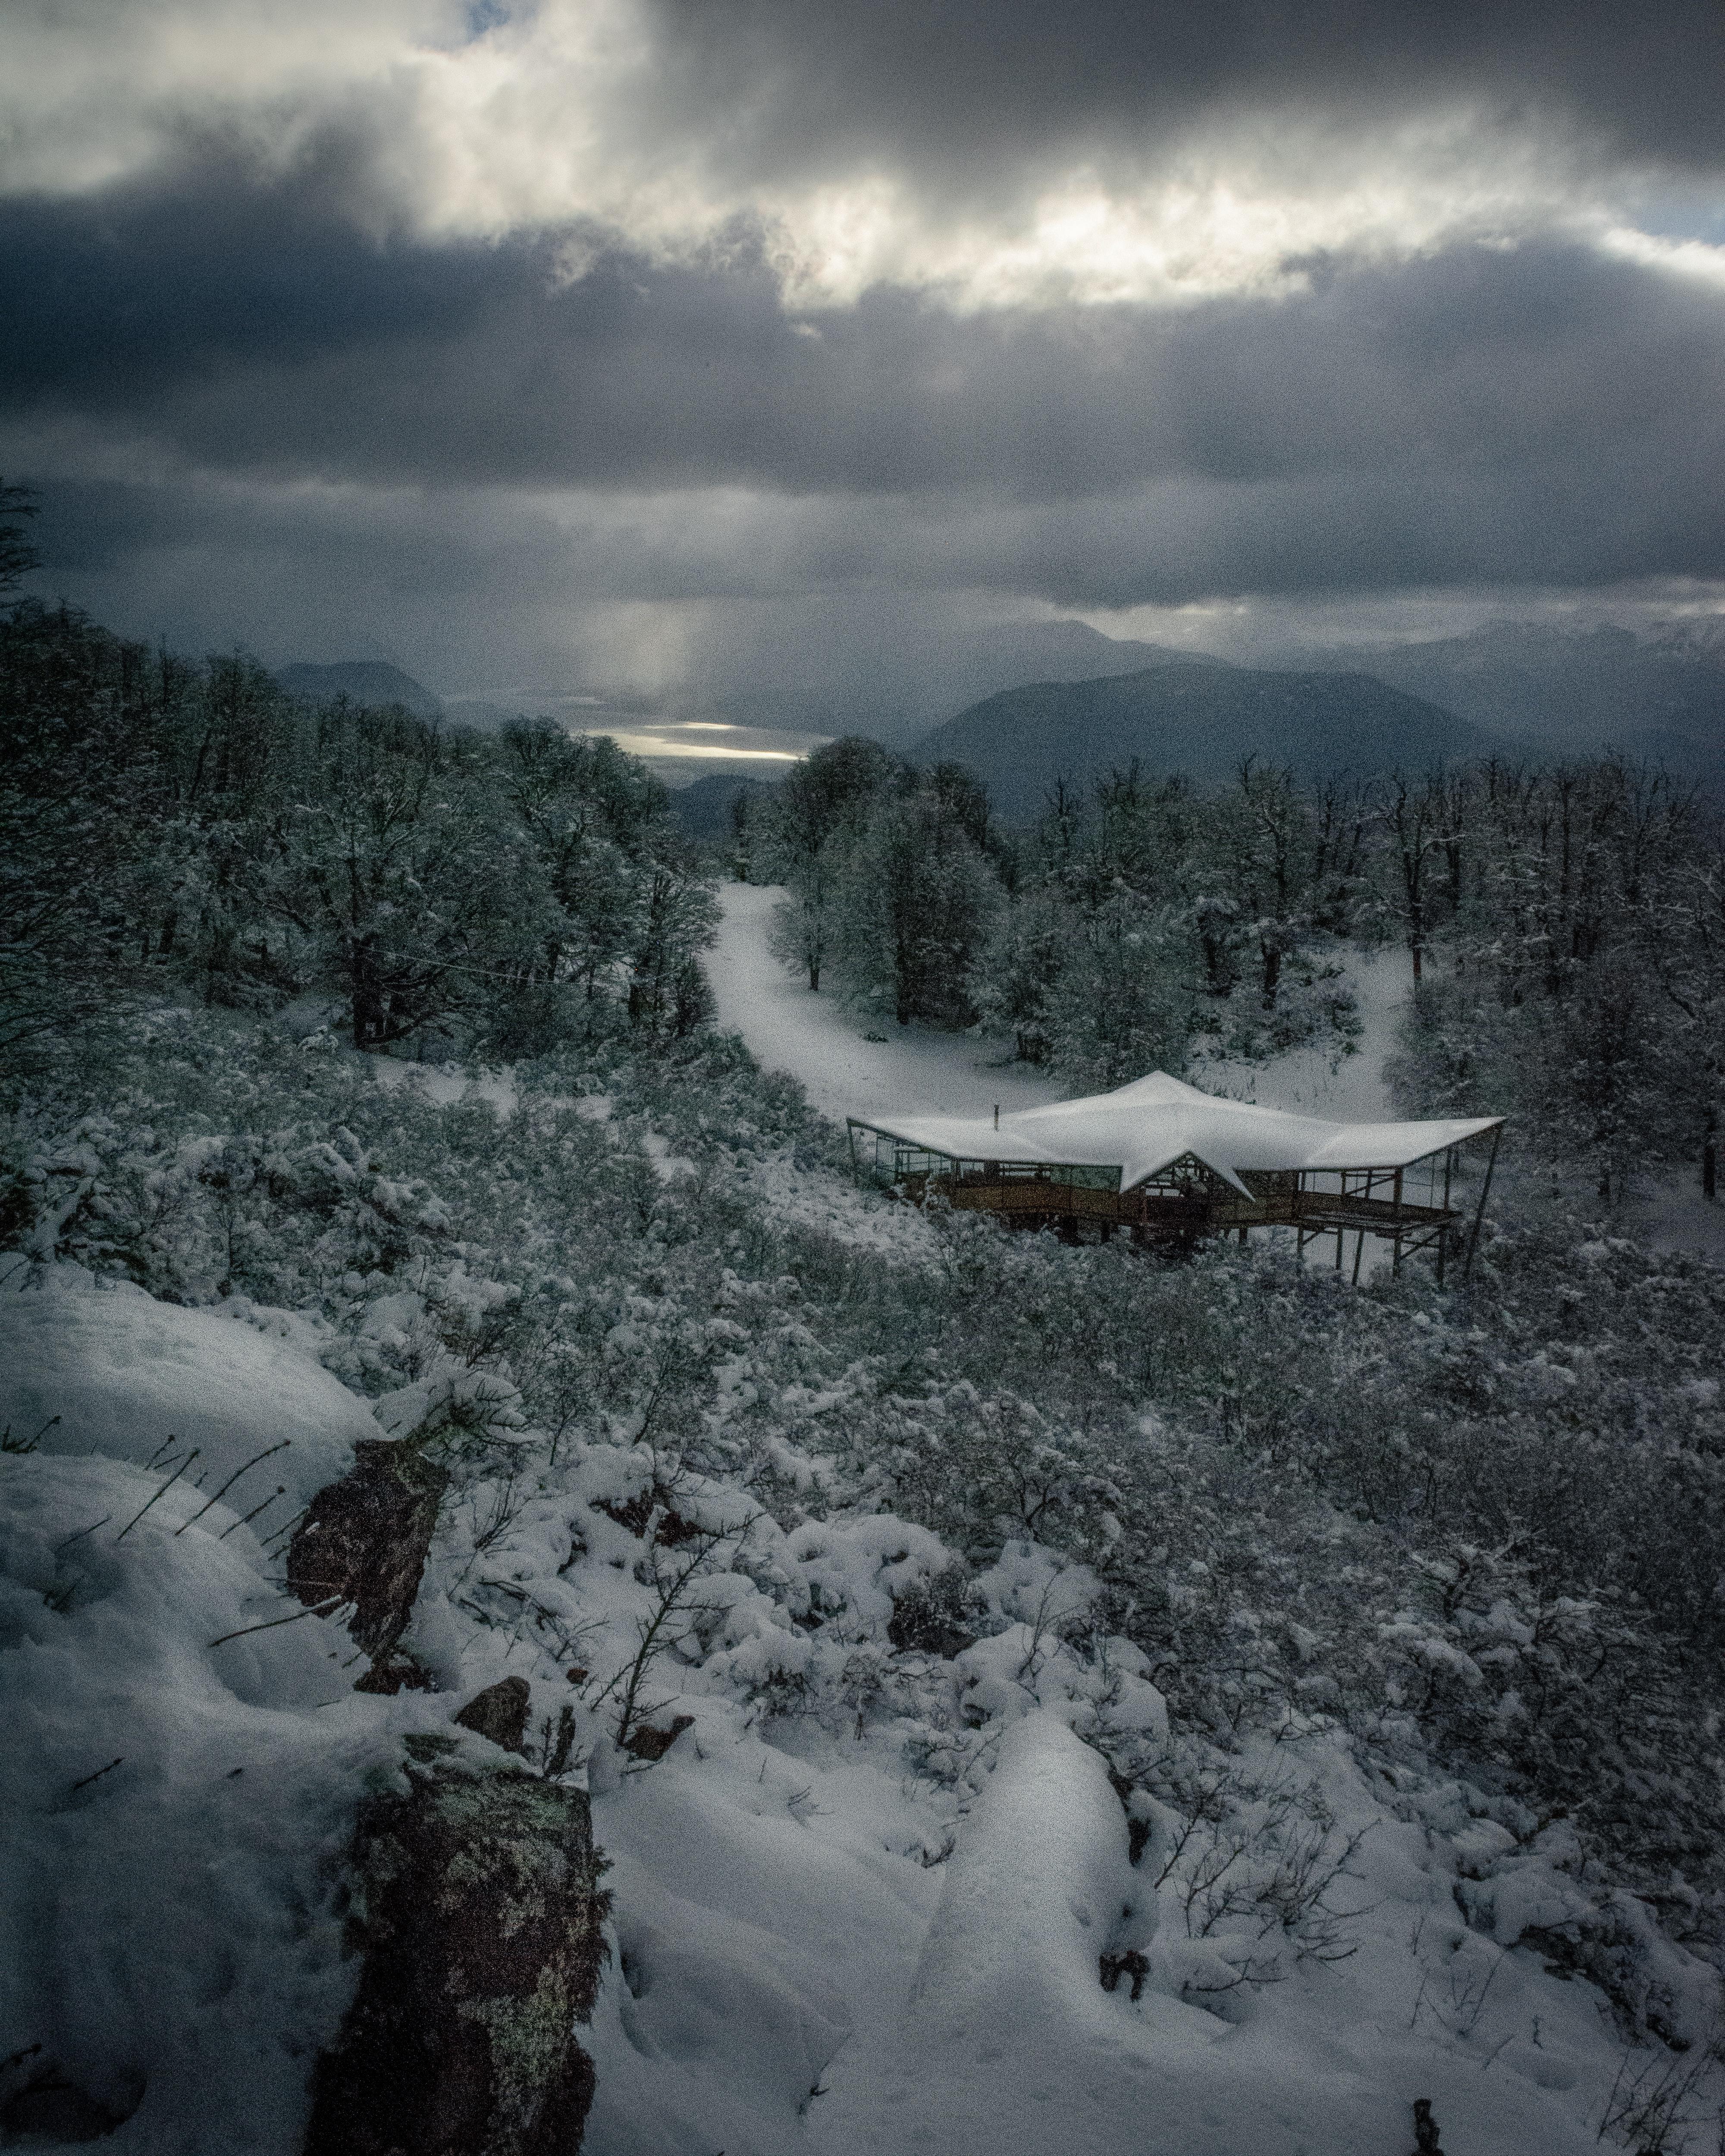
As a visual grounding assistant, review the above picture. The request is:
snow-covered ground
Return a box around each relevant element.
[1195,945,1410,1124]
[707,884,1408,1132]
[5,1275,1687,2153]
[11,924,1720,2154]
[587,1691,1637,2156]
[1627,1176,1725,1264]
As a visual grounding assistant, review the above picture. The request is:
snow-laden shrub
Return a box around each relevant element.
[13,997,1725,1963]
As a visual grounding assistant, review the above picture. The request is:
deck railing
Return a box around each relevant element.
[913,1169,1458,1241]
[851,1114,1501,1282]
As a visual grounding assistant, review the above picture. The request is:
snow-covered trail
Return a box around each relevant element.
[706,881,1413,1128]
[704,884,1069,1127]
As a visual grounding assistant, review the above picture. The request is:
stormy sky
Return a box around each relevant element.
[4,0,1725,752]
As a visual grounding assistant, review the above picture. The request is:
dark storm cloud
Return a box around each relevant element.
[0,138,512,410]
[641,0,1725,182]
[6,147,1725,607]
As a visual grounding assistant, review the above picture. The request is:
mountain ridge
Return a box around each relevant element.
[274,660,443,721]
[914,657,1494,823]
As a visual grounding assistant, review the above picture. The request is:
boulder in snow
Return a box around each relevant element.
[303,1738,608,2156]
[287,1438,447,1686]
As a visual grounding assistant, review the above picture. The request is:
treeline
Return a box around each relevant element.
[0,601,718,1071]
[1384,759,1723,1200]
[746,739,1370,1090]
[747,736,1725,1192]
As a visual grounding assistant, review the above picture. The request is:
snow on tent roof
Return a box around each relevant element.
[852,1071,1501,1200]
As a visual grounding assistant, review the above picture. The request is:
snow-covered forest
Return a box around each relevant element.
[746,737,1725,1206]
[8,589,1725,2154]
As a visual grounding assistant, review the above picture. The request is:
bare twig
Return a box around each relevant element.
[54,1516,110,1550]
[175,1442,291,1534]
[115,1450,201,1540]
[217,1484,289,1539]
[207,1595,343,1650]
[69,1757,124,1793]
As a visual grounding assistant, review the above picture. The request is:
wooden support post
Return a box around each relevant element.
[1335,1227,1344,1270]
[1463,1123,1502,1279]
[1352,1229,1364,1285]
[1391,1167,1404,1275]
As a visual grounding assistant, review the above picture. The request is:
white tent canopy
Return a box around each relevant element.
[851,1071,1501,1200]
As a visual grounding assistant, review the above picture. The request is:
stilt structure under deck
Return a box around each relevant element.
[847,1072,1504,1281]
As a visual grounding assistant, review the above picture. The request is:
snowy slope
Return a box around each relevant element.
[569,1620,1676,2156]
[5,1134,1717,2155]
[0,1270,376,1509]
[0,1300,445,2153]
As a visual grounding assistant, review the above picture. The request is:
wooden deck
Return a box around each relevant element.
[851,1110,1500,1282]
[901,1168,1463,1272]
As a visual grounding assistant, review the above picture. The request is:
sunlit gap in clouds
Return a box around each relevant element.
[565,715,828,784]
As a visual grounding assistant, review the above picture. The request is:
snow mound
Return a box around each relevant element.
[909,1711,1140,2037]
[0,1271,379,1507]
[0,1450,429,2153]
[583,1733,931,2156]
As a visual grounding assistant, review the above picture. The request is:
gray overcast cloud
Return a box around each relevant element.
[3,0,1724,714]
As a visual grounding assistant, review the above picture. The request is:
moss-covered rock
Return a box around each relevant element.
[302,1744,608,2156]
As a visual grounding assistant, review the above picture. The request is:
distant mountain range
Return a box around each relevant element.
[878,620,1192,736]
[274,661,444,721]
[279,615,1725,833]
[914,655,1492,824]
[1291,621,1725,772]
[673,620,1200,746]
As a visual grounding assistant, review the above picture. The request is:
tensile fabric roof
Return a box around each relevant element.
[851,1072,1501,1199]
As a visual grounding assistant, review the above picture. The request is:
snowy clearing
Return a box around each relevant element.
[708,881,1411,1132]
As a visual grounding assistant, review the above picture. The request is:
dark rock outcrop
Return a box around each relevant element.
[620,1714,693,1763]
[455,1677,533,1756]
[303,1738,608,2156]
[287,1438,447,1685]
